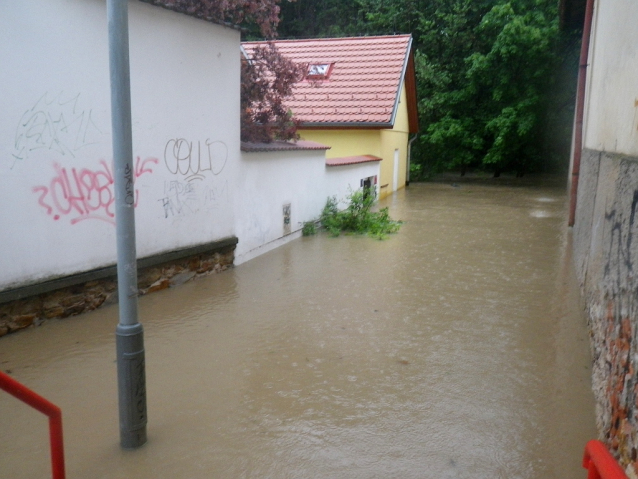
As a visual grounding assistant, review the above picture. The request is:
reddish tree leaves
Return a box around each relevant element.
[145,0,281,37]
[241,43,305,143]
[146,1,304,143]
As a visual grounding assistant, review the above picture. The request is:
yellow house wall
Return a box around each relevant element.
[298,81,411,200]
[298,130,381,159]
[394,84,410,134]
[379,85,410,198]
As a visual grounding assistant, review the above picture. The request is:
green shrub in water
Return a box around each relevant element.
[302,221,317,236]
[319,188,401,239]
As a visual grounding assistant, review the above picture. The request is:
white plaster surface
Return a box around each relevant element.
[583,0,638,156]
[0,0,240,290]
[234,149,380,264]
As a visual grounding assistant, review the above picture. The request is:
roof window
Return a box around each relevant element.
[306,63,333,80]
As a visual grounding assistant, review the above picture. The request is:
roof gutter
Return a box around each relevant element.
[568,0,595,227]
[300,121,394,130]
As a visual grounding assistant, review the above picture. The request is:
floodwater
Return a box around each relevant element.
[1,176,596,479]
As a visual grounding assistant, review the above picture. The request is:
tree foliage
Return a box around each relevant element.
[158,0,579,160]
[276,0,579,176]
[241,43,305,142]
[278,0,363,38]
[418,0,562,176]
[146,0,282,37]
[149,0,306,143]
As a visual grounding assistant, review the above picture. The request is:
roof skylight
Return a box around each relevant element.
[306,63,333,79]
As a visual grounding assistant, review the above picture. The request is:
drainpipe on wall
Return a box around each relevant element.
[568,0,595,227]
[406,134,418,186]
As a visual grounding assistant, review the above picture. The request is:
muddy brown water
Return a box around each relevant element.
[1,177,596,479]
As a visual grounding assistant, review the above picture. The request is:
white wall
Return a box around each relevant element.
[583,0,638,156]
[235,149,380,264]
[0,0,240,290]
[324,163,381,206]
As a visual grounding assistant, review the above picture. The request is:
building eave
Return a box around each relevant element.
[299,122,393,130]
[241,140,330,152]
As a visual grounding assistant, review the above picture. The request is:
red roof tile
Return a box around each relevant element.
[326,155,382,167]
[242,35,413,128]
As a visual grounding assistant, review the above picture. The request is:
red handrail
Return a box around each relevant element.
[583,440,628,479]
[0,370,66,479]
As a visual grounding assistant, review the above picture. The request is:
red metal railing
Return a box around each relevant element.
[583,440,628,479]
[0,370,66,479]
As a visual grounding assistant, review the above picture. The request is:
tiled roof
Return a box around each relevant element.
[241,140,330,152]
[326,155,382,167]
[242,35,415,128]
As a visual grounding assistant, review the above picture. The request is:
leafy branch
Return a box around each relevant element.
[311,188,402,240]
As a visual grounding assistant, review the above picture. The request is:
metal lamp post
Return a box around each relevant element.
[107,0,147,449]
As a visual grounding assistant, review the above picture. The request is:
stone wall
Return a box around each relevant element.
[573,148,638,475]
[0,240,236,338]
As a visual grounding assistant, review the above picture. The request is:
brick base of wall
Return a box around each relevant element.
[0,239,236,338]
[573,149,638,476]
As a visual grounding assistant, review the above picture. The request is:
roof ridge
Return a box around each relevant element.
[242,34,411,46]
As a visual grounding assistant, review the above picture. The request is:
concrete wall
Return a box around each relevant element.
[0,0,240,292]
[582,0,638,157]
[574,149,638,475]
[0,1,385,336]
[572,1,638,474]
[235,148,380,265]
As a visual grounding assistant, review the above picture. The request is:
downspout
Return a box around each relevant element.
[406,134,417,186]
[568,0,595,227]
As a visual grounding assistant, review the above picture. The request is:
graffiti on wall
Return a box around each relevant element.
[598,182,638,454]
[32,157,158,225]
[158,179,229,219]
[12,92,103,168]
[158,137,229,219]
[14,94,230,223]
[604,188,638,288]
[163,138,227,182]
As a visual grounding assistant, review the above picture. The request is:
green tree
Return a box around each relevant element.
[278,0,363,38]
[275,0,575,177]
[412,0,563,176]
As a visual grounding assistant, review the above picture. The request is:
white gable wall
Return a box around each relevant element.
[583,0,638,156]
[0,0,240,291]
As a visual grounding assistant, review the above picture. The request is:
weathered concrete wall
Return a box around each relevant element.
[0,2,387,337]
[572,1,638,474]
[0,241,236,337]
[573,148,638,475]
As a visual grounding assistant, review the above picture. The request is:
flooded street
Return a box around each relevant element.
[1,177,596,478]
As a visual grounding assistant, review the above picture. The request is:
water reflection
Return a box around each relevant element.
[0,177,595,478]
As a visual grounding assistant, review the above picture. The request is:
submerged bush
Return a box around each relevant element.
[319,188,401,239]
[302,221,317,236]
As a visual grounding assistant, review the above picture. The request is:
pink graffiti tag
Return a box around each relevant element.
[33,157,158,225]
